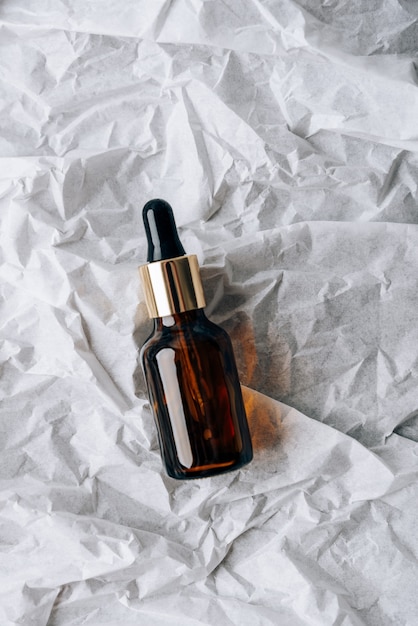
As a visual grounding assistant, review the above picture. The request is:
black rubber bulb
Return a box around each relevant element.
[143,199,186,262]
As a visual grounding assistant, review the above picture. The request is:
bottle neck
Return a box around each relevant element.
[139,254,206,318]
[153,308,207,331]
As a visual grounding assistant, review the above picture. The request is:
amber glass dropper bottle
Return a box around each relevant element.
[138,199,253,479]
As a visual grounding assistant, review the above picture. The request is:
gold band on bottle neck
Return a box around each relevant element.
[139,254,206,318]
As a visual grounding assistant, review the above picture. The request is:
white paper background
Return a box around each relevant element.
[1,1,418,624]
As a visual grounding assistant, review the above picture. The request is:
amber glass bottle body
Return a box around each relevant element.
[141,309,253,479]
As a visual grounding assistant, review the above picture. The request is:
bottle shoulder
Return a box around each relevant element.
[141,314,232,359]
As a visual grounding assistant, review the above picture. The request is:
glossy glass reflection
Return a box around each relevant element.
[141,309,253,479]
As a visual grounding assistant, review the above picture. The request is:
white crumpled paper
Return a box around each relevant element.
[1,1,418,624]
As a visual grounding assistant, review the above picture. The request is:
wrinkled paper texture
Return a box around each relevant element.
[1,1,418,624]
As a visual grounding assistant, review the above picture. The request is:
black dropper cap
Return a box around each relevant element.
[143,199,186,262]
